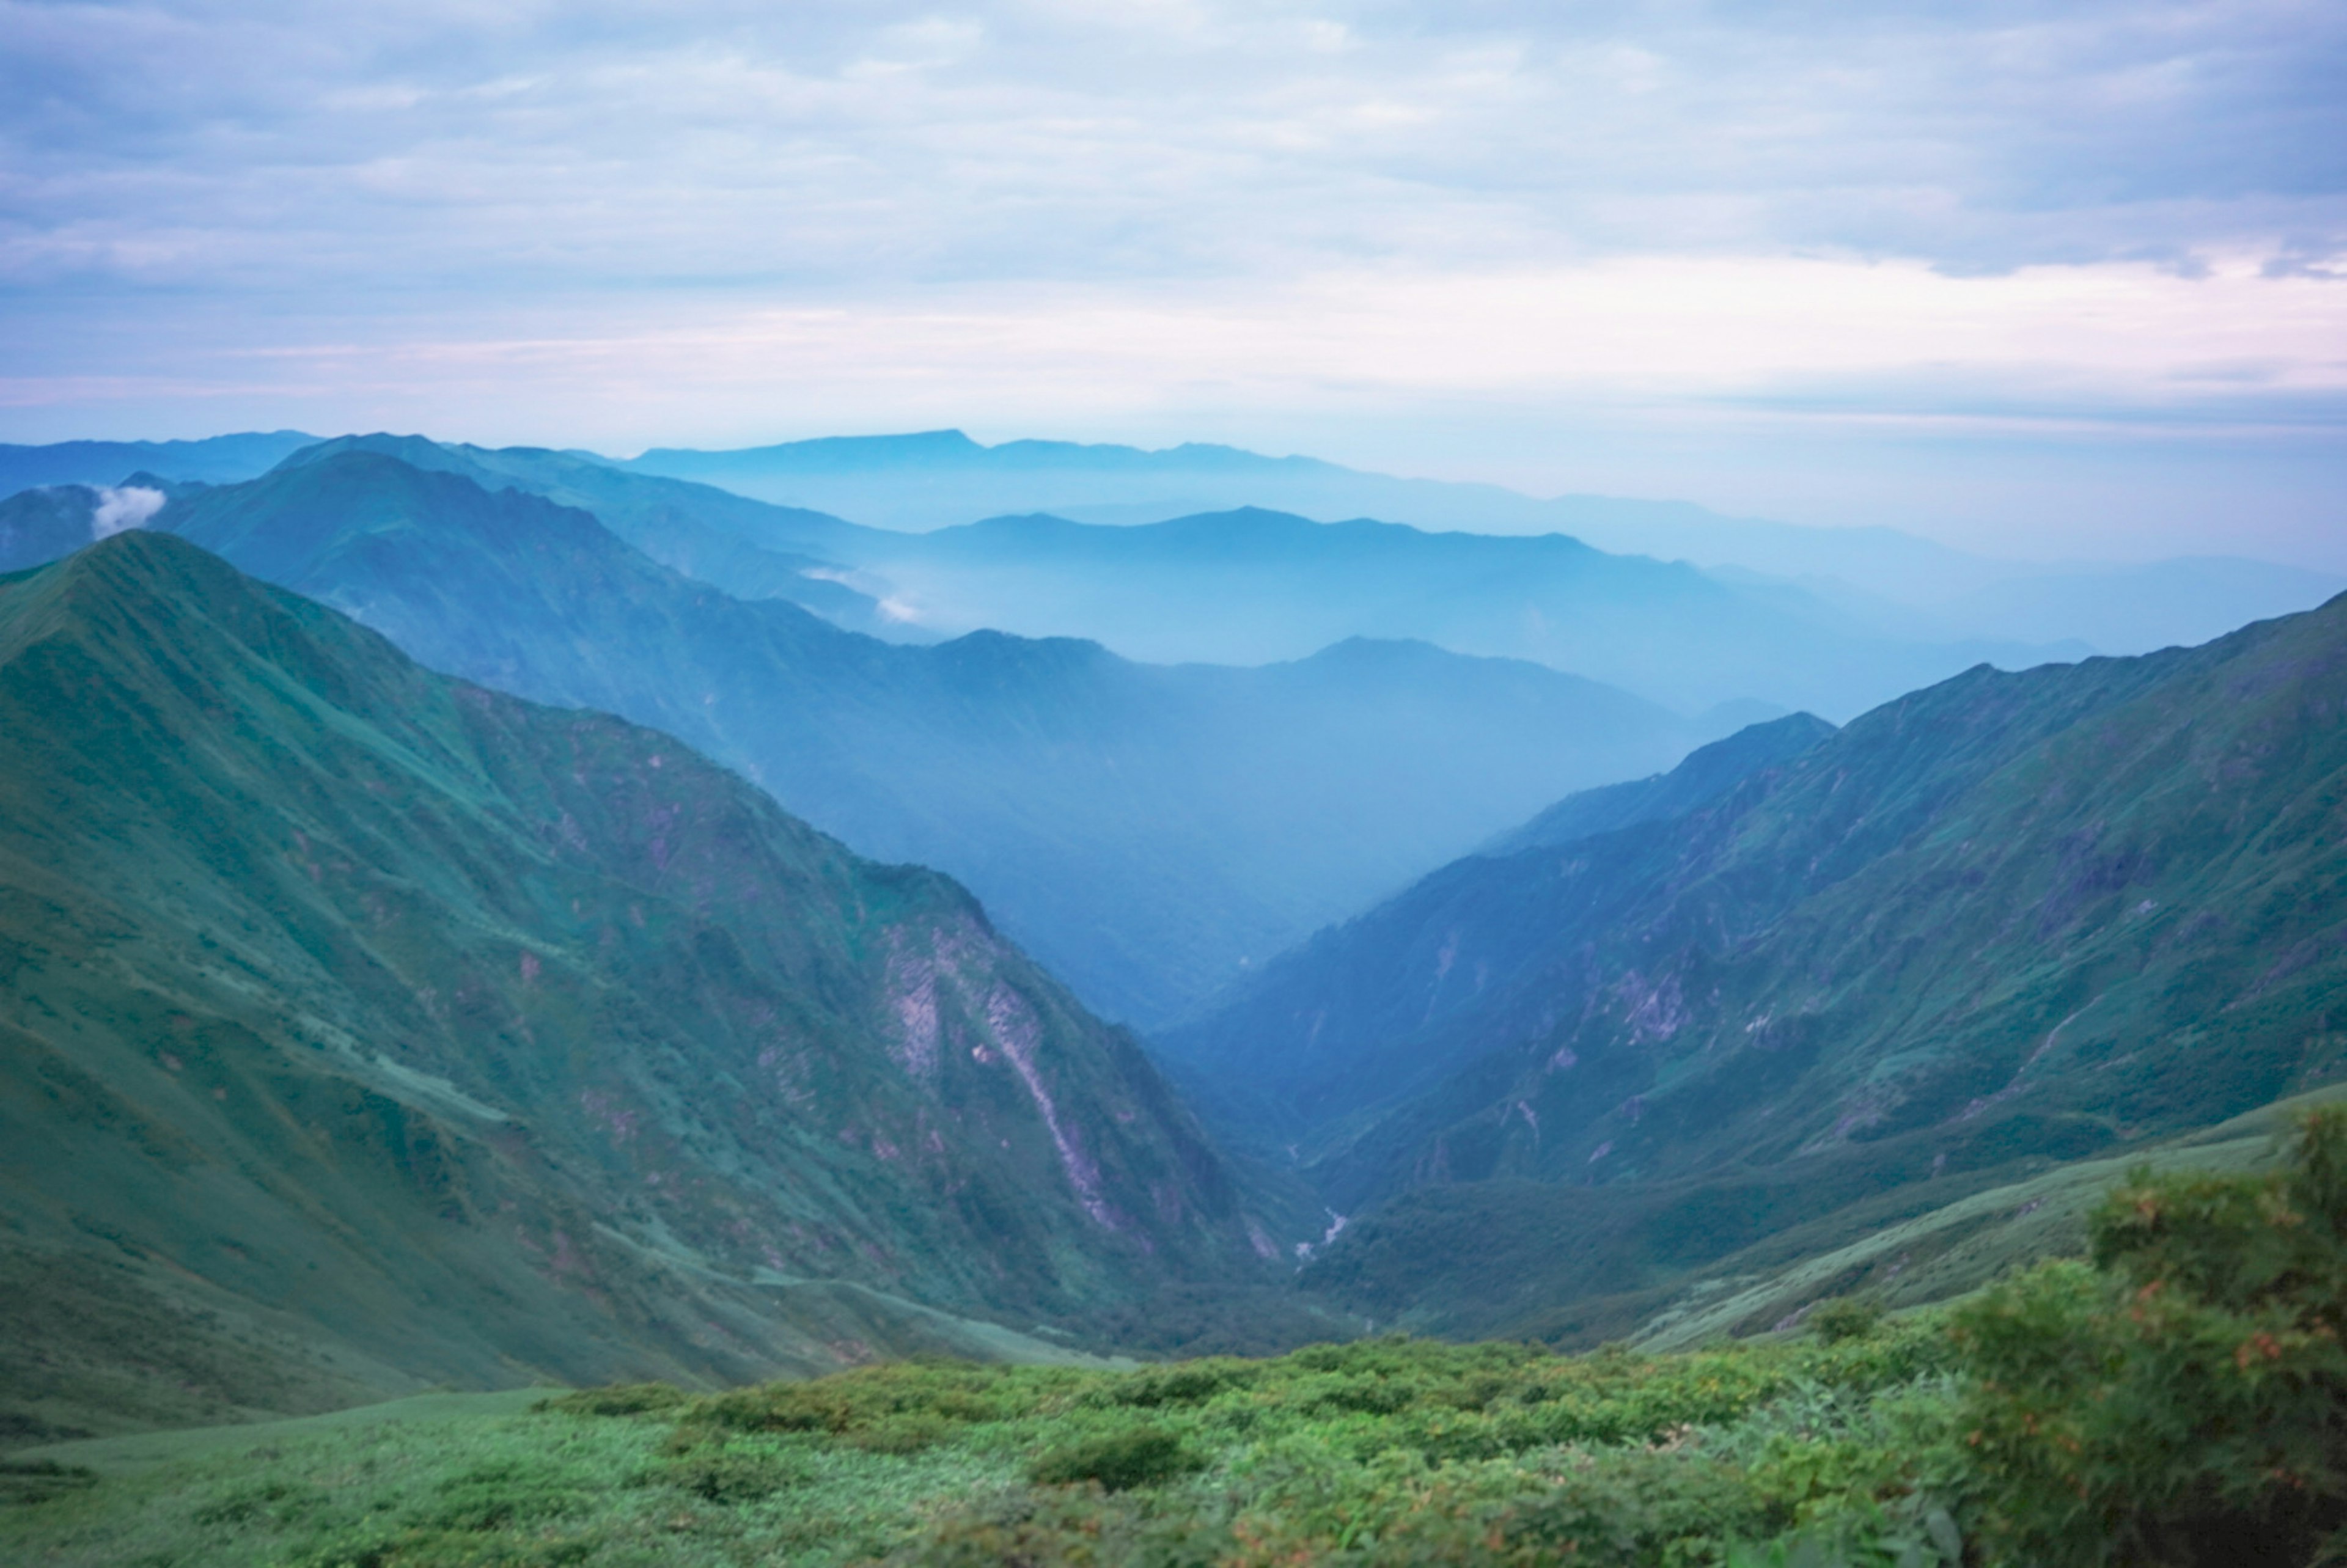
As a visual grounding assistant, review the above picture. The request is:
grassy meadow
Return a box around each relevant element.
[7,1107,2345,1568]
[3,1322,1961,1568]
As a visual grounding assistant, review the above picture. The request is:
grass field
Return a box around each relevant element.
[0,1324,1965,1567]
[9,1096,2344,1567]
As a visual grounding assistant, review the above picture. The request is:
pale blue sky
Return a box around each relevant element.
[2,1,2341,563]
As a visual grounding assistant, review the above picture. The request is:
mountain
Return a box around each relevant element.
[622,430,2342,660]
[0,531,1284,1438]
[806,508,2061,716]
[269,434,904,634]
[1155,714,1839,1151]
[263,436,2073,718]
[10,434,2101,720]
[0,432,317,494]
[23,452,1699,1028]
[0,485,123,572]
[1480,711,1838,854]
[1164,596,2347,1336]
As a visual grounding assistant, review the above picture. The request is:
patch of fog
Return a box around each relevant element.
[90,485,166,539]
[1292,1207,1349,1262]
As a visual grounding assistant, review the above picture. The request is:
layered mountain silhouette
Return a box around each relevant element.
[776,508,2077,717]
[266,434,900,634]
[1166,595,2347,1335]
[0,450,1699,1027]
[0,532,1276,1435]
[0,432,317,493]
[169,434,2064,717]
[7,428,2332,664]
[622,430,2343,659]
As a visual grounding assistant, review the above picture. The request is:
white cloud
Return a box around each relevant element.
[1,0,2338,295]
[0,0,2339,560]
[90,485,166,538]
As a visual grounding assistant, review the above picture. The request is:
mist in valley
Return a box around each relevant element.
[4,3,2345,1565]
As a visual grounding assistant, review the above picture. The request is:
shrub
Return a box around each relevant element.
[1952,1107,2347,1567]
[0,1459,98,1506]
[661,1443,806,1503]
[1029,1427,1203,1492]
[1806,1297,1884,1346]
[535,1382,688,1418]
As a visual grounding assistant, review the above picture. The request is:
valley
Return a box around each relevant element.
[2,429,2344,1567]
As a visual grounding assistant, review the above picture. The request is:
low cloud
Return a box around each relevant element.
[90,485,165,540]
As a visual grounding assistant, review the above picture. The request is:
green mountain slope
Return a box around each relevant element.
[1169,595,2347,1331]
[0,532,1273,1437]
[1156,715,1840,1151]
[105,450,1697,1027]
[1482,711,1837,854]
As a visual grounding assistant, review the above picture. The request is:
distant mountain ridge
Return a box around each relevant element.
[0,431,317,493]
[0,531,1275,1435]
[4,428,2332,661]
[807,506,2055,716]
[249,437,2071,718]
[622,428,2345,659]
[1164,595,2347,1337]
[268,434,903,634]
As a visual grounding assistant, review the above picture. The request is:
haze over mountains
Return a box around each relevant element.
[620,430,2345,660]
[0,448,1710,1027]
[246,435,2083,718]
[7,429,2336,673]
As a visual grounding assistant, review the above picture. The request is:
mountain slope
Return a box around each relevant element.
[270,434,900,632]
[1483,712,1838,855]
[1156,714,1840,1150]
[119,452,1696,1027]
[0,531,1278,1435]
[1168,598,2347,1332]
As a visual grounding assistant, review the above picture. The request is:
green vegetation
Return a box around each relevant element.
[4,1109,2336,1565]
[1952,1105,2347,1564]
[0,530,1283,1435]
[1170,570,2347,1341]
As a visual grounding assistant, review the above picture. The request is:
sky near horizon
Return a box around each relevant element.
[2,1,2343,565]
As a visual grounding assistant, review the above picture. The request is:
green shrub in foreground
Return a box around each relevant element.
[1955,1105,2347,1566]
[1030,1427,1203,1491]
[22,1117,2347,1567]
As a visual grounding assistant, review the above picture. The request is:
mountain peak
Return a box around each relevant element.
[1,530,1275,1418]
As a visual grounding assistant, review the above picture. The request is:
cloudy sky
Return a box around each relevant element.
[4,1,2343,562]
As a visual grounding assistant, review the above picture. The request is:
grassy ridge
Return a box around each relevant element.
[0,530,1284,1433]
